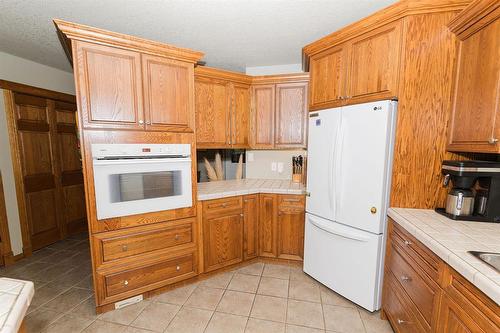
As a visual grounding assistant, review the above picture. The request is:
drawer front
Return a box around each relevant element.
[101,222,194,262]
[203,196,242,217]
[104,251,196,297]
[390,219,442,282]
[278,194,305,209]
[389,245,439,328]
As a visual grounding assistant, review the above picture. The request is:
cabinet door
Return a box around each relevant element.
[437,294,486,333]
[251,85,275,149]
[74,41,144,129]
[195,77,231,147]
[347,21,402,103]
[259,194,277,258]
[203,213,243,272]
[309,45,348,110]
[231,83,251,148]
[243,194,259,260]
[275,82,308,148]
[277,207,304,260]
[142,55,194,132]
[448,20,500,153]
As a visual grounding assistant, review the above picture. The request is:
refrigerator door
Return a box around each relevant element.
[306,108,342,221]
[335,100,396,234]
[303,213,384,311]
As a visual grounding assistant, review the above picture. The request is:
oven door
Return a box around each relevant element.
[92,157,192,220]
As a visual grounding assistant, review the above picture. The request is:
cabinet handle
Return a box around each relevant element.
[283,198,300,202]
[400,275,411,282]
[403,240,412,246]
[121,245,128,252]
[176,265,181,271]
[222,203,227,208]
[146,121,151,125]
[139,120,144,125]
[488,138,498,144]
[397,319,411,325]
[240,213,244,217]
[174,234,180,241]
[124,280,129,286]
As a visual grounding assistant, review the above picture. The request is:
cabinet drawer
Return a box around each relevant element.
[390,219,442,282]
[203,196,242,217]
[104,251,196,298]
[278,194,305,209]
[388,245,439,329]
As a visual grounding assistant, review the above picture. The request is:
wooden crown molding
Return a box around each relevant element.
[251,72,310,85]
[195,66,253,84]
[302,0,471,68]
[0,79,76,103]
[53,19,204,65]
[448,0,500,40]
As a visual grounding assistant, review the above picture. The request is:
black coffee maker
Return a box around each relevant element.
[436,160,500,223]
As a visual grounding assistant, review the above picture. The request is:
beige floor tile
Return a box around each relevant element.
[124,327,155,333]
[24,308,64,333]
[70,297,100,320]
[238,262,264,276]
[99,300,150,325]
[205,312,248,333]
[257,276,289,298]
[42,313,94,333]
[82,320,128,333]
[154,283,198,305]
[130,302,180,332]
[250,294,287,322]
[286,324,325,333]
[228,273,260,293]
[15,262,53,280]
[323,305,365,333]
[289,267,318,283]
[289,279,321,303]
[34,263,77,282]
[184,286,225,310]
[29,282,72,310]
[42,287,92,312]
[216,290,255,316]
[263,264,290,279]
[75,274,94,290]
[200,271,234,289]
[286,299,324,329]
[165,307,213,333]
[245,318,285,333]
[362,317,394,333]
[320,287,356,308]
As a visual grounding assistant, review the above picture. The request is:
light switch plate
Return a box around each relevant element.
[271,162,277,171]
[277,162,284,173]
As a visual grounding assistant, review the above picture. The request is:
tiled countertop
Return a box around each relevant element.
[388,208,500,305]
[197,179,306,201]
[0,278,34,333]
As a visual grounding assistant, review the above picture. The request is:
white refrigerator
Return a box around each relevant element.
[304,99,397,312]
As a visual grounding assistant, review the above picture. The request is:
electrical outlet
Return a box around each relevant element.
[277,162,284,173]
[247,152,254,162]
[271,162,277,171]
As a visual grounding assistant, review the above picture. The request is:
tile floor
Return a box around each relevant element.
[0,235,394,333]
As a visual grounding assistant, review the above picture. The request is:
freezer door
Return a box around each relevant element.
[335,100,396,234]
[303,213,384,311]
[306,108,342,221]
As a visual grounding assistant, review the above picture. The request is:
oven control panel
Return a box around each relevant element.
[91,143,191,159]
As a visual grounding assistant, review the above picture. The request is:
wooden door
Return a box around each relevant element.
[275,82,308,148]
[259,194,277,258]
[309,45,347,110]
[277,207,304,261]
[195,77,231,147]
[448,19,500,153]
[243,194,259,260]
[9,93,63,250]
[436,294,486,333]
[0,174,12,266]
[54,101,87,236]
[231,83,251,148]
[203,213,243,272]
[251,85,275,149]
[142,55,194,132]
[74,41,144,130]
[347,21,402,103]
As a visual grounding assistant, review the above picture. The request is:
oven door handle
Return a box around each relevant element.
[93,157,192,166]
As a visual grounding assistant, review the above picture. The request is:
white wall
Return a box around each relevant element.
[245,63,303,75]
[0,51,74,255]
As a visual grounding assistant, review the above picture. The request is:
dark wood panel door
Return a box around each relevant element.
[203,212,243,272]
[243,194,259,260]
[231,83,251,148]
[275,82,308,148]
[142,55,194,132]
[277,206,304,260]
[75,41,144,130]
[251,85,275,149]
[259,194,277,258]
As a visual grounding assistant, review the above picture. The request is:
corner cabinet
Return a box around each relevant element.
[447,0,500,153]
[251,84,276,149]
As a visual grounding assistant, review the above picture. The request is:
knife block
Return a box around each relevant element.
[292,173,302,183]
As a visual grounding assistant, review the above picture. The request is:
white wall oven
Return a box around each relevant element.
[92,144,192,220]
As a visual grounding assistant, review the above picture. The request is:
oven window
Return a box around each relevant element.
[109,171,182,203]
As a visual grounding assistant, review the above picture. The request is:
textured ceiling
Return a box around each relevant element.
[0,0,396,73]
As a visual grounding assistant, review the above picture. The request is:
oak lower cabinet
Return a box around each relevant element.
[259,194,278,257]
[277,195,305,260]
[383,218,500,333]
[243,194,259,260]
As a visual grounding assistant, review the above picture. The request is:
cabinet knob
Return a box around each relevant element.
[139,120,144,125]
[397,319,411,325]
[488,138,498,144]
[124,280,129,286]
[403,240,412,246]
[174,234,180,241]
[122,245,128,251]
[176,265,181,271]
[370,207,377,214]
[400,275,411,282]
[240,213,244,217]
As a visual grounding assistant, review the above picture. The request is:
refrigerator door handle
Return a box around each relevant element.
[328,124,337,216]
[308,215,370,242]
[335,118,345,213]
[330,116,342,218]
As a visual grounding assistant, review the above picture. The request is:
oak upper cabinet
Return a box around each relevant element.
[231,83,251,147]
[275,82,308,148]
[447,0,500,153]
[347,21,402,103]
[142,54,194,132]
[277,195,305,260]
[74,41,144,130]
[259,194,278,258]
[251,84,276,149]
[309,45,347,110]
[243,194,259,260]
